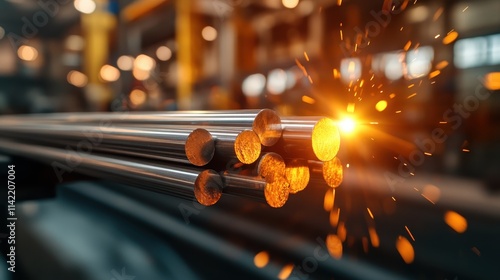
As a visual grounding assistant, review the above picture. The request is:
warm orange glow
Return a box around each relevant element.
[436,60,449,70]
[285,159,310,194]
[135,54,156,71]
[396,236,415,264]
[422,184,441,204]
[404,40,412,51]
[133,68,151,81]
[326,234,343,259]
[67,70,88,88]
[201,26,217,41]
[18,45,38,61]
[484,72,500,90]
[302,95,316,104]
[429,70,441,79]
[346,103,355,113]
[117,55,134,71]
[278,264,294,279]
[444,211,468,233]
[312,118,340,161]
[330,208,340,227]
[282,0,299,9]
[254,251,270,268]
[368,227,380,247]
[442,31,459,45]
[323,158,343,188]
[338,117,356,134]
[323,189,334,212]
[100,65,120,82]
[367,208,374,219]
[375,100,388,112]
[129,89,147,106]
[156,46,172,61]
[337,222,347,241]
[405,226,416,241]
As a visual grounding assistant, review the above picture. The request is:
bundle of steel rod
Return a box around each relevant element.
[0,109,343,208]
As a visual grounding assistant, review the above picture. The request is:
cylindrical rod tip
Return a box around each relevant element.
[194,169,223,206]
[312,118,340,161]
[234,130,261,164]
[186,128,215,166]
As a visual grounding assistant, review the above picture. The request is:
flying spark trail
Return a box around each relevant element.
[405,226,416,241]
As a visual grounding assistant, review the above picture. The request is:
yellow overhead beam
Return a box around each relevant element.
[121,0,168,22]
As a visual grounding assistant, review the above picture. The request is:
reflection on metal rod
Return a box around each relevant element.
[0,139,223,206]
[280,117,340,161]
[2,109,282,147]
[0,124,215,166]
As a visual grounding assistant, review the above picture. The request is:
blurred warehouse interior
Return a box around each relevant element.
[0,0,499,179]
[0,0,500,279]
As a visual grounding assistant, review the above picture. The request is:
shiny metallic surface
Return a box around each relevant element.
[280,117,340,161]
[0,123,215,166]
[0,139,222,206]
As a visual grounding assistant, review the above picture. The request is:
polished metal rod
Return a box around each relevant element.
[0,124,215,166]
[221,172,289,208]
[273,117,340,162]
[309,157,343,188]
[0,139,223,206]
[0,109,283,147]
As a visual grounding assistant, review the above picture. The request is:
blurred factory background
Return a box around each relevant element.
[0,0,500,279]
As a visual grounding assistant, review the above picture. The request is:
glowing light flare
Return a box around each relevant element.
[436,60,449,70]
[326,234,343,259]
[129,89,146,106]
[346,103,355,113]
[367,208,374,219]
[303,51,309,61]
[278,264,294,279]
[484,72,500,90]
[323,189,334,212]
[65,35,85,51]
[422,184,441,204]
[429,70,441,79]
[201,26,217,41]
[396,236,415,264]
[302,95,315,104]
[100,64,120,82]
[156,46,172,61]
[134,54,156,72]
[443,31,459,45]
[67,70,88,88]
[242,73,266,97]
[337,222,347,242]
[267,69,288,95]
[133,68,150,81]
[17,45,38,61]
[444,211,468,233]
[404,40,412,51]
[405,226,416,241]
[74,0,96,14]
[330,208,340,227]
[375,100,388,112]
[117,55,134,71]
[282,0,299,9]
[368,227,380,247]
[338,117,356,134]
[340,58,361,84]
[253,251,269,268]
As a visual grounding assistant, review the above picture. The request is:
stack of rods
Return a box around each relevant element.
[0,109,344,208]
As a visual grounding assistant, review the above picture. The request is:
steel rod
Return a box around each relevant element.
[277,117,340,161]
[221,172,289,208]
[0,109,282,146]
[0,139,223,206]
[0,124,215,166]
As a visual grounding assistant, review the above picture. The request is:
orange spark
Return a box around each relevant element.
[405,226,416,241]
